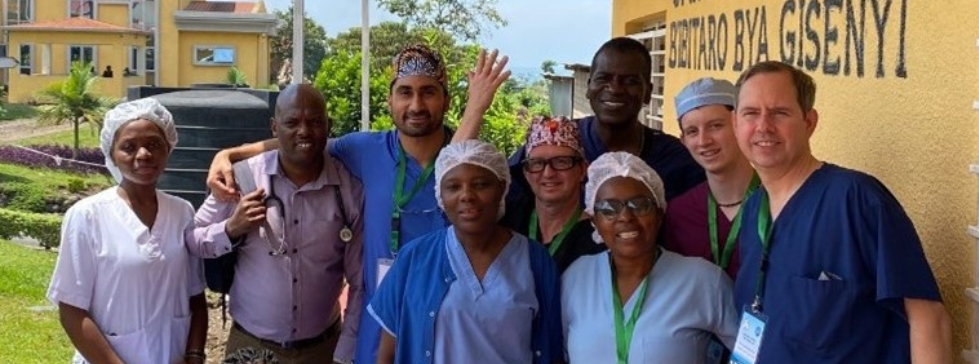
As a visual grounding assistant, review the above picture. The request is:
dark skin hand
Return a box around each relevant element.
[59,303,126,364]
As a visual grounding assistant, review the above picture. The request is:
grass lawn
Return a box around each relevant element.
[1,103,39,121]
[11,127,101,148]
[0,162,111,192]
[0,240,73,362]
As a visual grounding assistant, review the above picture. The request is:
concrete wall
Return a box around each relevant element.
[611,0,979,359]
[571,70,594,118]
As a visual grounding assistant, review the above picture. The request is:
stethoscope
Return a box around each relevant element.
[263,175,354,256]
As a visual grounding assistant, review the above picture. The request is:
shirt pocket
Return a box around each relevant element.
[782,275,853,353]
[105,327,152,364]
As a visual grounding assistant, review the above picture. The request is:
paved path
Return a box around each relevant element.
[0,118,73,143]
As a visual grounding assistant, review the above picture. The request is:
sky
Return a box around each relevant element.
[259,0,611,78]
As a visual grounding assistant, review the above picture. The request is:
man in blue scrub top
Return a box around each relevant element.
[731,61,952,363]
[206,45,511,364]
[457,37,704,202]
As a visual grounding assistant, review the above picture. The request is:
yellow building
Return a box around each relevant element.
[611,0,979,361]
[2,0,276,102]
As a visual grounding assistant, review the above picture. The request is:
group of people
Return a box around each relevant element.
[46,36,952,364]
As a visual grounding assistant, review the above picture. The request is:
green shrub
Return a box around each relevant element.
[0,208,62,248]
[0,183,49,213]
[67,178,86,194]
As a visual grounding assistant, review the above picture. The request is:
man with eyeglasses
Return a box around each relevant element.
[499,116,605,273]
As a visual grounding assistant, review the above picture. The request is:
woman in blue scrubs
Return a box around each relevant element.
[368,140,564,364]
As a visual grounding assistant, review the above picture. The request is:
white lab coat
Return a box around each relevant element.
[47,187,204,364]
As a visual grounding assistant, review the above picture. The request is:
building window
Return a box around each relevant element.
[193,46,236,66]
[19,44,32,75]
[131,0,157,30]
[68,45,96,71]
[127,46,139,76]
[145,47,155,72]
[628,19,667,130]
[7,0,33,24]
[68,0,94,19]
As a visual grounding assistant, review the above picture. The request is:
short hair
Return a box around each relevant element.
[590,37,652,83]
[735,61,817,112]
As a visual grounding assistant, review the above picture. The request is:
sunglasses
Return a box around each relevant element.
[523,156,583,173]
[593,196,658,220]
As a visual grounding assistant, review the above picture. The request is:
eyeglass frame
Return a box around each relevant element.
[522,155,584,173]
[592,196,660,221]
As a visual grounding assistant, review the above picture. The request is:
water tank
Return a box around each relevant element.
[152,90,272,208]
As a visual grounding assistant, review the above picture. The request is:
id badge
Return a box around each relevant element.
[377,258,394,288]
[730,306,767,364]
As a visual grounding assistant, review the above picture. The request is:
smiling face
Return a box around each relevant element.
[273,85,329,167]
[592,176,662,260]
[111,119,170,186]
[734,71,818,174]
[586,49,651,127]
[523,145,586,205]
[680,104,744,175]
[440,163,506,234]
[389,75,448,138]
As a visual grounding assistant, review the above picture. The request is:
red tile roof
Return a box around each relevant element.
[184,1,257,14]
[3,17,147,33]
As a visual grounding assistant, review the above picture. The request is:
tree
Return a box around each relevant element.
[329,21,426,70]
[270,7,328,84]
[377,0,507,42]
[541,60,557,74]
[35,62,117,158]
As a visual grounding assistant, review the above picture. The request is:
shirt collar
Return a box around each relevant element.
[262,149,341,190]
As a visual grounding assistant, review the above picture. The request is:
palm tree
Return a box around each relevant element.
[35,61,117,158]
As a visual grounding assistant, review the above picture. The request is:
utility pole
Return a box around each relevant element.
[360,0,370,131]
[291,0,304,84]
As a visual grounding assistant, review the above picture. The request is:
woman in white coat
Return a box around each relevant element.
[562,152,738,364]
[47,98,208,364]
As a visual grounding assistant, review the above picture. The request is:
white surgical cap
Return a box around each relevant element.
[100,97,177,184]
[584,152,667,217]
[434,140,511,218]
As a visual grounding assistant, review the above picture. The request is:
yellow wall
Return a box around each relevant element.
[97,2,131,27]
[612,0,979,358]
[612,0,669,36]
[34,1,66,22]
[8,31,145,102]
[157,0,180,87]
[176,31,268,87]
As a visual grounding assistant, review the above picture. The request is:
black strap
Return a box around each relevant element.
[333,185,351,227]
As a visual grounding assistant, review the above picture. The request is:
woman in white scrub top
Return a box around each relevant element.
[562,152,738,364]
[47,98,208,364]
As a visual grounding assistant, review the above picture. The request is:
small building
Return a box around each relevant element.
[2,0,277,102]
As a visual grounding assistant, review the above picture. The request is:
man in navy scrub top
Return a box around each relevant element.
[730,61,952,364]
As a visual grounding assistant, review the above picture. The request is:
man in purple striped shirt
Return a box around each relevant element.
[189,84,364,364]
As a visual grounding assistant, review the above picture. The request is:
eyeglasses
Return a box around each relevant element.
[593,197,658,220]
[523,156,582,173]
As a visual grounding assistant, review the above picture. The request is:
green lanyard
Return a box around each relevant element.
[706,174,760,269]
[610,253,654,364]
[389,143,438,255]
[528,208,583,256]
[751,191,774,313]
